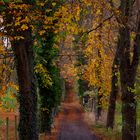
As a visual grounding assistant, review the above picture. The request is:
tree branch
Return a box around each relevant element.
[85,14,114,34]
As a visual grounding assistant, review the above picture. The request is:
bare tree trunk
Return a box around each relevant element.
[96,49,103,120]
[106,46,120,129]
[106,58,119,129]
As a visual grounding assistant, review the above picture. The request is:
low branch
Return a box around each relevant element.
[85,14,114,34]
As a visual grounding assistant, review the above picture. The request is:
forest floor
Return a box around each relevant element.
[43,89,99,140]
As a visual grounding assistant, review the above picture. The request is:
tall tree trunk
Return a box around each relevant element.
[120,16,140,140]
[106,58,119,129]
[96,49,102,119]
[118,0,140,139]
[12,29,38,140]
[108,0,139,139]
[121,71,137,140]
[106,47,120,129]
[3,2,38,139]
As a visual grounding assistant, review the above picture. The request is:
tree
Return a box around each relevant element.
[116,0,140,139]
[2,1,38,139]
[34,0,63,134]
[106,46,120,129]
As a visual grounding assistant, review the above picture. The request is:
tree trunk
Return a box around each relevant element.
[121,80,136,140]
[38,87,52,134]
[120,17,140,140]
[120,61,137,140]
[108,0,139,139]
[12,29,38,140]
[106,60,119,129]
[118,0,140,139]
[106,46,120,129]
[117,23,137,140]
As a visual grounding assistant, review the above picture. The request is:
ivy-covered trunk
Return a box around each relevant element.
[39,88,52,134]
[12,29,38,140]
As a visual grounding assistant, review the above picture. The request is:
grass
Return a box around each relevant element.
[89,100,140,140]
[91,123,121,140]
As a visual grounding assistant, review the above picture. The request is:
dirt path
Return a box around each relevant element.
[56,89,98,140]
[0,89,98,140]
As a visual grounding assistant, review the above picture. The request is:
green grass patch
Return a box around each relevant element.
[91,123,121,140]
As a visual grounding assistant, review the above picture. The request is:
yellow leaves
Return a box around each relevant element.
[83,9,116,97]
[22,16,30,23]
[0,45,6,55]
[14,36,24,40]
[114,64,118,68]
[21,24,28,30]
[40,3,45,7]
[15,15,30,31]
[35,64,53,88]
[0,82,19,111]
[39,30,46,36]
[15,16,22,26]
[96,9,101,15]
[45,9,52,13]
[53,3,81,35]
[84,0,92,6]
[52,2,56,6]
[10,82,19,91]
[9,3,30,11]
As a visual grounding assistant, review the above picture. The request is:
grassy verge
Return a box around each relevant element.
[89,100,140,140]
[91,123,121,140]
